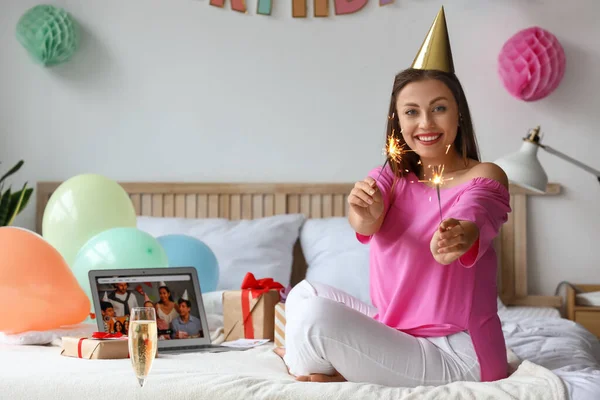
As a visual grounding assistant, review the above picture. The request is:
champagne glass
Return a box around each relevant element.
[128,307,158,387]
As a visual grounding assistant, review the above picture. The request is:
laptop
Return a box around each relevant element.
[88,267,242,354]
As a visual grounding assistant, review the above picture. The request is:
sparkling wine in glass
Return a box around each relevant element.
[128,307,158,387]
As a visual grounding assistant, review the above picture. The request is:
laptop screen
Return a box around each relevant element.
[92,272,206,341]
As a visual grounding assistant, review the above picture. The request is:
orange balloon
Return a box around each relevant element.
[0,227,90,334]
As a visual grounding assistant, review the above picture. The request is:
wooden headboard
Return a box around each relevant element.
[35,181,562,308]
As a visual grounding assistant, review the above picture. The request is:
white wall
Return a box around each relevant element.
[1,0,599,296]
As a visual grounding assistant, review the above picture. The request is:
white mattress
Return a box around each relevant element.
[502,318,600,400]
[499,306,562,321]
[1,315,599,400]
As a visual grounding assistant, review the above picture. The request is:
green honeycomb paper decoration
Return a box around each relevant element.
[16,5,79,66]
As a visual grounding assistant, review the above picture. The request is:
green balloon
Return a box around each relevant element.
[73,227,169,314]
[42,174,137,267]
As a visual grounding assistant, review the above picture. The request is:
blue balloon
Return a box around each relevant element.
[157,234,219,293]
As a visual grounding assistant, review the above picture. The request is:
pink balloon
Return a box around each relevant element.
[498,27,566,101]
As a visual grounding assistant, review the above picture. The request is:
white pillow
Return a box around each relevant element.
[300,217,372,305]
[202,290,224,315]
[137,214,305,291]
[0,324,96,346]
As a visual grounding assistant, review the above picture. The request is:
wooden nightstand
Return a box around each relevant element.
[567,284,600,339]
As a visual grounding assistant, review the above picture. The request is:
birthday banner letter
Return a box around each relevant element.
[314,0,329,17]
[209,0,394,17]
[257,0,272,15]
[292,0,307,17]
[334,0,368,15]
[209,0,247,13]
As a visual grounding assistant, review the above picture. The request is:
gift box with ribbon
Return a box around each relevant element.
[60,332,129,360]
[223,272,283,342]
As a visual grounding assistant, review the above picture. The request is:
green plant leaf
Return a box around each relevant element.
[6,183,30,226]
[0,160,24,188]
[18,187,33,215]
[0,188,12,227]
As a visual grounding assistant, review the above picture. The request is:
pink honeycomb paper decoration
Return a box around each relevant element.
[498,27,566,101]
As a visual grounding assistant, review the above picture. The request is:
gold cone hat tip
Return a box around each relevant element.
[411,6,455,74]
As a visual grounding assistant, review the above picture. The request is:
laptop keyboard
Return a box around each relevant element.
[166,344,222,352]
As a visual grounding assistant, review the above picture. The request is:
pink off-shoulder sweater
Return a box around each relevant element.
[357,165,511,382]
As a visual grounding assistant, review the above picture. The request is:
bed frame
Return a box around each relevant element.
[35,181,562,309]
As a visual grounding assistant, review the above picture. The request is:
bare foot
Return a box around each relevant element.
[273,347,293,376]
[296,370,347,383]
[273,347,347,382]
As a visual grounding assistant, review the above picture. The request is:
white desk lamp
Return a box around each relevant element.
[495,126,600,193]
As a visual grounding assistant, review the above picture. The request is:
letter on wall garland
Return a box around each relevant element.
[210,0,394,16]
[292,0,307,17]
[257,0,272,15]
[209,0,247,13]
[314,0,329,17]
[334,0,368,15]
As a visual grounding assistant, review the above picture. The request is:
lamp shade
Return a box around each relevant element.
[495,141,548,193]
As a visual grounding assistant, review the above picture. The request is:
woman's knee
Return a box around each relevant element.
[285,280,317,310]
[287,295,339,336]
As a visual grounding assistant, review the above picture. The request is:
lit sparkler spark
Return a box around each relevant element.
[383,134,406,164]
[376,134,412,181]
[419,165,453,223]
[445,144,452,154]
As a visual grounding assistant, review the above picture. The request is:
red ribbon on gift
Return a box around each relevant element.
[77,338,85,358]
[77,333,124,358]
[240,272,284,339]
[76,334,130,359]
[91,332,125,339]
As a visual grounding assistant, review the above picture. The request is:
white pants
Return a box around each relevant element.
[283,280,481,387]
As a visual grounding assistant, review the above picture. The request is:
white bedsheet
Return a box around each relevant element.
[499,305,562,320]
[502,317,600,400]
[0,341,567,400]
[1,315,598,400]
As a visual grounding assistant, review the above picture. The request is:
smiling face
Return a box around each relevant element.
[382,68,480,178]
[396,78,459,160]
[115,283,128,294]
[159,287,170,303]
[178,300,190,318]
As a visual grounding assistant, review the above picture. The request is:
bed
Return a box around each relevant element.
[0,180,598,400]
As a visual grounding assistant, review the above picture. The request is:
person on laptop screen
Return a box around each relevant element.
[171,290,203,339]
[106,282,139,317]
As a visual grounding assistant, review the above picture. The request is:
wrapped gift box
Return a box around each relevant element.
[61,335,129,360]
[223,273,283,342]
[223,289,280,341]
[274,302,286,348]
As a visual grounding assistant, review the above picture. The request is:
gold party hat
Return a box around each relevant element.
[411,6,455,74]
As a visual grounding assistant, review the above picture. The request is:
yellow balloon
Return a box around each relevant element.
[42,174,137,267]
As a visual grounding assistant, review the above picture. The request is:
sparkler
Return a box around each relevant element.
[417,144,454,222]
[431,165,444,223]
[376,132,411,182]
[419,164,453,223]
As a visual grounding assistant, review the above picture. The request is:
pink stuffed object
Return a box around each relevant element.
[498,27,566,101]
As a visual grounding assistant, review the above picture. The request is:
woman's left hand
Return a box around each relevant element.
[430,218,479,265]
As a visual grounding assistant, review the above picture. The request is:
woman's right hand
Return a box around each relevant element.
[348,177,384,224]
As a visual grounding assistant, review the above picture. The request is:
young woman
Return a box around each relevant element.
[156,285,179,324]
[276,11,511,385]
